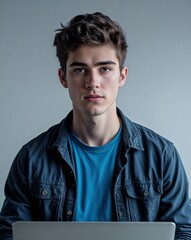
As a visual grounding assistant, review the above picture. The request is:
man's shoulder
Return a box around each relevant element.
[120,110,174,150]
[22,111,73,151]
[133,120,171,143]
[21,118,67,154]
[26,122,61,146]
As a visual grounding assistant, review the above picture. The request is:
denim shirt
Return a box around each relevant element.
[0,109,191,240]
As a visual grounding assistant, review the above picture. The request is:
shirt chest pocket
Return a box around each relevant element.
[124,182,162,221]
[29,182,65,220]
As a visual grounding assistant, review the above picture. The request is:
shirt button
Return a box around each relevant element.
[41,189,48,196]
[143,190,149,197]
[67,210,73,216]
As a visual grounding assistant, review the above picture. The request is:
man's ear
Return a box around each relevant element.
[119,67,128,87]
[58,68,68,88]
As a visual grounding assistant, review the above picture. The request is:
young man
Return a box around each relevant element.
[0,12,191,240]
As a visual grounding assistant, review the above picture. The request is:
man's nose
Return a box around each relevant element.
[85,71,100,89]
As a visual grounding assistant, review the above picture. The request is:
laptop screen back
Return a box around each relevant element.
[13,221,176,240]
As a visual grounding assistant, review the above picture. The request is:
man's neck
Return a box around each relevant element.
[71,109,121,147]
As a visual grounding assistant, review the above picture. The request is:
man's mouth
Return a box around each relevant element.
[84,94,104,102]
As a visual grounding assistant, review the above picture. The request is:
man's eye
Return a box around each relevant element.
[74,68,87,74]
[100,67,111,73]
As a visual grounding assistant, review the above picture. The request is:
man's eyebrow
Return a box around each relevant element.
[69,61,116,67]
[69,62,87,67]
[95,61,116,66]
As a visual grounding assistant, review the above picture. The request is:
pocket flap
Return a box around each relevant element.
[29,182,65,199]
[125,182,162,199]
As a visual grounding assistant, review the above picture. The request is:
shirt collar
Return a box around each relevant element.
[48,108,144,152]
[117,108,144,151]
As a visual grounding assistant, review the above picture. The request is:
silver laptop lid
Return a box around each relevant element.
[13,221,176,240]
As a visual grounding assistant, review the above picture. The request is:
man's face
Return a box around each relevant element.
[59,44,128,117]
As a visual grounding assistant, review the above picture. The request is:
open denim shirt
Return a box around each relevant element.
[0,108,191,240]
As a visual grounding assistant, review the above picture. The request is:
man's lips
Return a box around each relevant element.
[84,94,104,101]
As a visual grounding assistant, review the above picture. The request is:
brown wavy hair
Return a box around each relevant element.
[53,12,128,74]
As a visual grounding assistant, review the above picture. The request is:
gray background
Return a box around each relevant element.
[0,0,191,208]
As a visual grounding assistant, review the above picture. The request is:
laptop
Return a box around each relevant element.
[13,221,176,240]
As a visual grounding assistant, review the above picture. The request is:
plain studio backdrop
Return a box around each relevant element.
[0,0,191,209]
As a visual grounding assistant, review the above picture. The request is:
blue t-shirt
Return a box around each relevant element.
[68,127,122,221]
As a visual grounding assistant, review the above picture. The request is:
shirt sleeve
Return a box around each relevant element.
[159,143,191,240]
[0,148,32,240]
